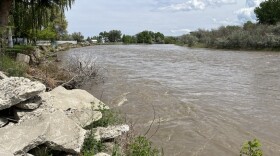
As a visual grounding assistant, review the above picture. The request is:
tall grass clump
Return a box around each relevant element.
[0,55,27,76]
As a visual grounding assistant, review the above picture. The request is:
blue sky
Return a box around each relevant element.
[65,0,264,37]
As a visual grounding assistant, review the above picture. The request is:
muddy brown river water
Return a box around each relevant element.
[61,45,280,156]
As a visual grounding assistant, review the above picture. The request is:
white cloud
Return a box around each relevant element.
[158,0,236,11]
[212,17,237,25]
[171,28,192,33]
[235,0,265,23]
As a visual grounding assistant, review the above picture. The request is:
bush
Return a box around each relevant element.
[240,139,263,156]
[81,131,105,156]
[128,136,160,156]
[0,55,27,77]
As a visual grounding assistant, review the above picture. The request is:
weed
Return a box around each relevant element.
[0,55,27,77]
[128,136,160,156]
[81,131,105,155]
[240,138,263,156]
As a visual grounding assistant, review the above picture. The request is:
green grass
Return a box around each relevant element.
[82,130,105,156]
[0,55,27,77]
[5,45,35,55]
[128,136,160,156]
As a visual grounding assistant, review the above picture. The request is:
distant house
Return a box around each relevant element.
[91,39,98,44]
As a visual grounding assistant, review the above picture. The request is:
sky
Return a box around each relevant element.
[65,0,265,37]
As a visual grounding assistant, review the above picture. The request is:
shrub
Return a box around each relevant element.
[128,136,160,156]
[81,131,105,156]
[240,138,263,156]
[0,55,27,77]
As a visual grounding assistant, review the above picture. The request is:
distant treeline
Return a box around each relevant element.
[178,22,280,50]
[178,0,280,50]
[90,30,178,44]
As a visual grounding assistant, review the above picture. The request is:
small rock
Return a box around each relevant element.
[95,153,110,156]
[0,71,8,79]
[16,53,30,64]
[0,117,8,128]
[94,125,130,141]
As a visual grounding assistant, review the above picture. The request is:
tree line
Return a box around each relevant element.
[89,30,176,44]
[178,0,280,50]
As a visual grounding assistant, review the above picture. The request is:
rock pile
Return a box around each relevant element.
[0,73,129,156]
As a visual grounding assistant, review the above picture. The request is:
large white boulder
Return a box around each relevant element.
[49,86,108,110]
[0,110,87,155]
[0,77,46,111]
[66,109,102,128]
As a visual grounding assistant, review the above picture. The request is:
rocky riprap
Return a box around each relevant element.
[0,72,129,156]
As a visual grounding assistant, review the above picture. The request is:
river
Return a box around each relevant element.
[61,45,280,156]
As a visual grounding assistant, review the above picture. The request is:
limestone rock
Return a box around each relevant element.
[16,53,30,64]
[15,96,42,110]
[0,110,87,155]
[66,109,102,128]
[0,117,8,128]
[0,71,8,79]
[0,149,13,156]
[0,77,46,111]
[49,86,108,111]
[95,153,110,156]
[94,125,130,141]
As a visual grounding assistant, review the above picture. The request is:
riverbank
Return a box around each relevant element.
[0,44,162,156]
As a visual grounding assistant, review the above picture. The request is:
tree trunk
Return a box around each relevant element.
[0,0,13,27]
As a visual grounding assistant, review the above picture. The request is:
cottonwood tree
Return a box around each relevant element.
[0,0,74,46]
[0,0,74,28]
[255,0,280,25]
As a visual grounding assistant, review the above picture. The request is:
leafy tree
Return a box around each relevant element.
[71,32,84,42]
[136,31,155,44]
[180,34,198,47]
[164,36,177,44]
[36,26,56,40]
[0,0,74,28]
[155,32,165,44]
[108,30,122,42]
[99,31,109,42]
[254,0,280,25]
[122,34,137,44]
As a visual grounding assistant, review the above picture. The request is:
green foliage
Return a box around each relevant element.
[36,26,57,40]
[180,34,198,47]
[112,144,123,156]
[0,55,27,77]
[11,0,73,40]
[136,31,155,44]
[71,32,84,42]
[87,106,123,129]
[108,30,122,42]
[179,22,280,50]
[128,136,160,156]
[255,0,280,25]
[164,36,177,44]
[240,139,263,156]
[154,32,165,44]
[122,35,137,44]
[81,131,105,156]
